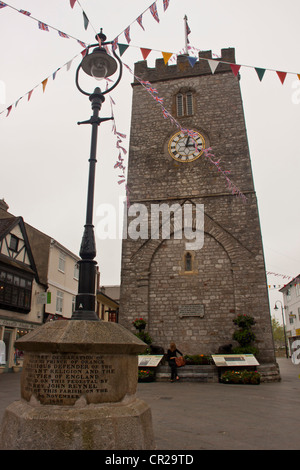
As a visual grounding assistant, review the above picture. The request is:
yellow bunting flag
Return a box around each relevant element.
[162,52,173,65]
[42,79,48,93]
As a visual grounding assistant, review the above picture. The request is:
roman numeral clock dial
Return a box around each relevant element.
[168,130,205,162]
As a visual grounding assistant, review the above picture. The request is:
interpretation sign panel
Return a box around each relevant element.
[212,354,259,367]
[138,355,163,367]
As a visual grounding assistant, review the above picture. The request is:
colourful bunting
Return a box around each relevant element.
[124,26,131,44]
[188,56,197,68]
[137,14,145,31]
[207,59,219,74]
[58,31,69,39]
[163,0,170,11]
[19,10,31,15]
[0,2,7,8]
[82,11,89,30]
[70,0,76,8]
[162,52,173,65]
[230,63,241,77]
[255,67,266,81]
[150,2,159,23]
[38,21,49,32]
[6,106,12,117]
[27,90,33,101]
[276,71,287,84]
[42,79,48,93]
[118,44,129,56]
[141,48,151,60]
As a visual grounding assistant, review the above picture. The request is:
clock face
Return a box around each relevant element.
[168,130,205,162]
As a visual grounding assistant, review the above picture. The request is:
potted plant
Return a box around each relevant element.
[138,369,155,382]
[133,318,147,331]
[232,314,259,357]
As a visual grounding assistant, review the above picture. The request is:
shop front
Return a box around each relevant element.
[0,318,38,372]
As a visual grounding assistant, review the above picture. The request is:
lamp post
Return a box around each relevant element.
[274,300,289,358]
[72,30,122,321]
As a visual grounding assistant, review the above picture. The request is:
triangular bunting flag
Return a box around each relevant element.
[70,0,76,7]
[141,48,151,60]
[6,106,12,117]
[118,44,129,56]
[150,2,160,23]
[297,74,300,80]
[42,79,48,92]
[207,59,219,74]
[230,64,241,77]
[124,26,131,44]
[188,56,197,68]
[82,11,89,30]
[66,59,73,71]
[28,90,33,101]
[137,14,145,31]
[255,67,266,81]
[276,71,287,84]
[162,52,173,65]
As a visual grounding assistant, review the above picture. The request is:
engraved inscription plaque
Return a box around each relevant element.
[21,353,122,406]
[178,304,204,318]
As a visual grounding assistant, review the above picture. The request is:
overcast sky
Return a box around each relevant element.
[1,0,299,322]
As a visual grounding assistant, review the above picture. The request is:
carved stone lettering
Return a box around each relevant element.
[22,353,117,406]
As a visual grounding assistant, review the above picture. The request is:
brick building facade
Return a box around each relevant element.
[119,48,277,366]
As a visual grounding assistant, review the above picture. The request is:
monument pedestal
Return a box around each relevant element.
[0,320,155,450]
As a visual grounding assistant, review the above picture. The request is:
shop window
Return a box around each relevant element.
[0,268,32,313]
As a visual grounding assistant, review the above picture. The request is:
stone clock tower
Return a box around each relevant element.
[119,48,278,371]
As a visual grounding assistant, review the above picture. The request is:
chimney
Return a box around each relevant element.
[0,199,9,212]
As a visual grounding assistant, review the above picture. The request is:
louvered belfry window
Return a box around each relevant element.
[176,91,194,117]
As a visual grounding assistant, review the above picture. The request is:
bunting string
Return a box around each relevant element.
[0,1,88,45]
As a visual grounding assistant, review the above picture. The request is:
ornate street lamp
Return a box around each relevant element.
[274,300,289,358]
[72,30,122,321]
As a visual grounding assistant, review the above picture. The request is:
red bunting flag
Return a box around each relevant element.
[276,71,287,84]
[70,0,76,8]
[6,106,12,117]
[140,48,151,60]
[230,64,241,77]
[28,90,33,101]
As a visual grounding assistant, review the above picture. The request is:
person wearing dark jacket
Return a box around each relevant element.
[166,342,183,382]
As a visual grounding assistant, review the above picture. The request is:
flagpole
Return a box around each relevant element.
[184,15,189,55]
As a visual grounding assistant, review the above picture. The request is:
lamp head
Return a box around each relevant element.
[81,45,118,80]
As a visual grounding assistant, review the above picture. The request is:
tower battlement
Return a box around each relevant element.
[134,47,236,83]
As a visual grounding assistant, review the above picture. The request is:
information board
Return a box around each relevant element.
[212,354,259,367]
[138,355,163,367]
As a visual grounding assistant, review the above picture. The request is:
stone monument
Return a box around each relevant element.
[0,320,155,450]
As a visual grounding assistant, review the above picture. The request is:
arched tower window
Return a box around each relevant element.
[176,91,194,117]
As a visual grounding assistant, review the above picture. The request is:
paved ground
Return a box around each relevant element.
[0,357,299,450]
